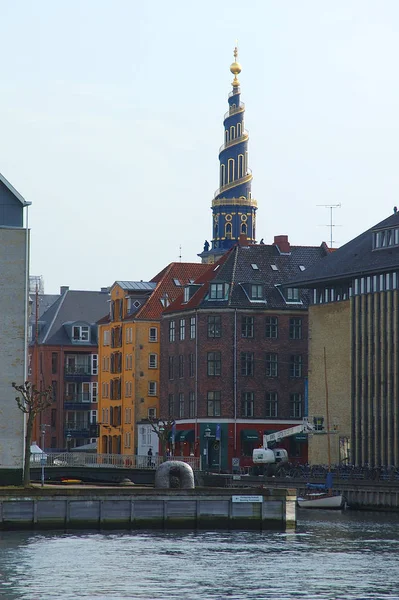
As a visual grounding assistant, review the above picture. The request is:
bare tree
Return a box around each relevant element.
[148,416,175,461]
[12,381,53,487]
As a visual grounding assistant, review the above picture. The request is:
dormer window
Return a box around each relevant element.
[287,288,300,301]
[251,284,263,300]
[209,283,227,300]
[184,287,190,303]
[73,325,89,341]
[373,227,399,249]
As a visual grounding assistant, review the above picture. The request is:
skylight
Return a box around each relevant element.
[299,265,306,271]
[173,279,181,286]
[251,264,259,270]
[271,265,279,271]
[213,265,220,271]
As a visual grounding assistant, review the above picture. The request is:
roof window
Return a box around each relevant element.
[271,265,279,271]
[173,279,181,286]
[251,264,259,270]
[299,265,306,271]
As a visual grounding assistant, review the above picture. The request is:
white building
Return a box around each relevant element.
[0,172,30,484]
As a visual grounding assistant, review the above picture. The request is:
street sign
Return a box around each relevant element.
[232,496,263,503]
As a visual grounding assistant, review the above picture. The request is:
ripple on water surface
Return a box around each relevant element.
[0,511,399,599]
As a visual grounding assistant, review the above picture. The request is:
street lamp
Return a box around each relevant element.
[66,432,72,452]
[204,426,211,470]
[40,424,47,488]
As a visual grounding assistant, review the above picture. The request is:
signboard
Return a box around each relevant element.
[232,495,263,503]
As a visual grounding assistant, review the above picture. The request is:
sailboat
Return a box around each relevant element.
[298,348,345,510]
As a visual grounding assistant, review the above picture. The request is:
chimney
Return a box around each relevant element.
[100,287,109,293]
[238,234,249,247]
[60,286,69,295]
[274,235,291,254]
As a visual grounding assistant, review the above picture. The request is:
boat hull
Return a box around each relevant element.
[297,494,344,509]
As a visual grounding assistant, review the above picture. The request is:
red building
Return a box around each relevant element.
[160,236,329,471]
[29,286,109,450]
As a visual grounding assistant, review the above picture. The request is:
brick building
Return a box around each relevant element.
[29,286,109,450]
[160,236,329,471]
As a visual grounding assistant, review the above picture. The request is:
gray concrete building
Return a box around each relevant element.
[0,172,30,485]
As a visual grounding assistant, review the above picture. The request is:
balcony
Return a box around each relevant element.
[65,423,90,438]
[64,393,92,410]
[64,365,92,379]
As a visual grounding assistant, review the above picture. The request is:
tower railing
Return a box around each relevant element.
[224,102,245,120]
[219,131,249,155]
[214,169,253,198]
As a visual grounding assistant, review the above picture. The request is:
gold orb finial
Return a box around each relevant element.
[230,44,241,87]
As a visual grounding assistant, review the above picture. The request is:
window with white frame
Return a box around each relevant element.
[73,325,89,342]
[125,327,133,344]
[149,327,157,342]
[125,354,133,370]
[169,321,175,342]
[190,317,196,339]
[148,381,157,396]
[125,407,132,423]
[209,283,225,299]
[148,407,156,419]
[124,432,131,448]
[102,382,109,398]
[91,382,98,402]
[103,329,110,346]
[125,380,132,397]
[180,319,185,340]
[149,353,158,369]
[265,392,278,417]
[290,393,302,418]
[91,354,98,375]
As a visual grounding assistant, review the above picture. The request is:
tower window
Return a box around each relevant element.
[228,159,234,183]
[225,223,232,239]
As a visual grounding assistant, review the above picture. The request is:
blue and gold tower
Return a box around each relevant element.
[199,47,257,264]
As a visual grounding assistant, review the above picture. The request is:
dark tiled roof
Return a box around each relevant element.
[37,289,110,345]
[287,211,399,287]
[166,242,328,313]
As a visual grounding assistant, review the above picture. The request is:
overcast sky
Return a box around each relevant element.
[1,1,399,293]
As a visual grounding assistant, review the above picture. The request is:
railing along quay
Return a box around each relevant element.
[31,452,200,471]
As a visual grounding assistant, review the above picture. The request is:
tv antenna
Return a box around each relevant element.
[317,203,341,248]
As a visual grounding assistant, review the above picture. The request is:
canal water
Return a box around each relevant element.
[0,511,399,599]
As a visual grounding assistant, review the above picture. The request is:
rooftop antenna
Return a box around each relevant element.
[179,245,182,262]
[317,203,341,248]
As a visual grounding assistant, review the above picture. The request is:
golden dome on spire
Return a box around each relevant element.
[230,45,241,86]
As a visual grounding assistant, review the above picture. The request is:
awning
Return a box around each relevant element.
[240,429,259,442]
[177,429,195,442]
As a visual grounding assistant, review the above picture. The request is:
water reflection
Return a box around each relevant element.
[0,512,398,599]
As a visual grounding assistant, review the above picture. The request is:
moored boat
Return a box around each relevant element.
[297,491,344,509]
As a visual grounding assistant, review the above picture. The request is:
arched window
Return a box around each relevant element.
[230,125,235,140]
[220,164,226,187]
[225,223,232,239]
[241,223,247,234]
[108,435,112,454]
[102,435,108,453]
[228,159,234,183]
[237,122,242,137]
[225,130,229,145]
[238,154,244,178]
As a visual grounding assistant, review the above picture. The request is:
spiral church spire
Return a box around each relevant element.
[199,46,257,264]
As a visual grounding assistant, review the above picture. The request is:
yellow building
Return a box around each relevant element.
[98,263,209,457]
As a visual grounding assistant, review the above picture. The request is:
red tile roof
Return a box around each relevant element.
[135,262,211,321]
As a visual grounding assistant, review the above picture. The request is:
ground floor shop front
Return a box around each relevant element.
[164,419,309,472]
